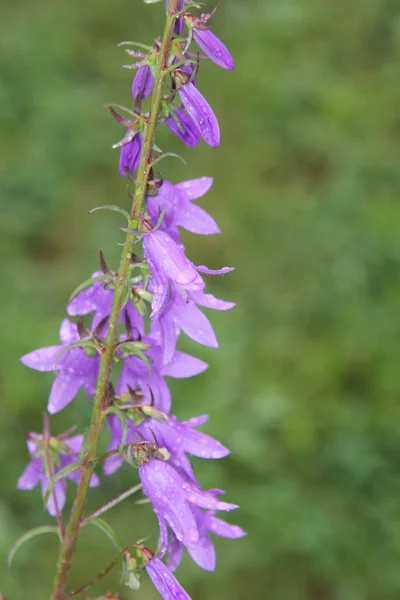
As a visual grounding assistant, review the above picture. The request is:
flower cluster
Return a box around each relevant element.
[18,2,242,599]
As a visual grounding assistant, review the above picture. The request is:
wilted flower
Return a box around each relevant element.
[18,432,99,516]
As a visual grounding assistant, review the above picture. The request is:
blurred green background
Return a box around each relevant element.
[2,0,400,598]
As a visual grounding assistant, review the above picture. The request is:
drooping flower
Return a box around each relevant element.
[132,64,154,100]
[143,229,233,316]
[18,432,99,516]
[165,109,200,147]
[178,82,220,147]
[139,458,238,553]
[166,505,246,572]
[145,556,191,600]
[20,319,100,414]
[119,133,143,176]
[67,271,144,333]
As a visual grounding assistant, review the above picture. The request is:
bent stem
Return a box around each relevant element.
[51,2,180,598]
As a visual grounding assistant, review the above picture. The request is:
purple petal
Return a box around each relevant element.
[182,414,209,428]
[187,488,238,512]
[146,558,191,600]
[144,231,204,290]
[64,434,84,454]
[173,302,218,348]
[178,83,220,147]
[162,351,208,378]
[166,535,184,572]
[175,177,213,202]
[165,110,200,147]
[132,65,154,100]
[60,319,79,343]
[48,373,81,414]
[177,202,220,235]
[205,514,246,539]
[193,292,235,311]
[139,461,199,548]
[119,134,142,176]
[43,478,66,516]
[187,529,216,571]
[20,345,61,372]
[17,458,42,490]
[196,265,234,275]
[193,29,235,70]
[172,418,229,459]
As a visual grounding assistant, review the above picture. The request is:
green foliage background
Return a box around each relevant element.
[2,0,400,598]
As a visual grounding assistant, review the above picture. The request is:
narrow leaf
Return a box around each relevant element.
[8,526,60,573]
[84,518,122,551]
[89,205,131,221]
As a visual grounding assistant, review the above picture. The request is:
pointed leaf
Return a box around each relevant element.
[84,518,122,551]
[89,205,131,221]
[69,274,113,302]
[8,526,60,573]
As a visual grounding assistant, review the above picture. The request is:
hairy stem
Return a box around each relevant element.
[51,3,180,597]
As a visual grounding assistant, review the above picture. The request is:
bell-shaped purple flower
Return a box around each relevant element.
[165,110,200,147]
[119,133,143,176]
[20,319,100,414]
[138,414,229,482]
[67,271,144,333]
[145,557,191,600]
[178,82,220,147]
[18,432,99,516]
[167,506,246,572]
[132,65,154,100]
[193,29,234,70]
[139,458,237,552]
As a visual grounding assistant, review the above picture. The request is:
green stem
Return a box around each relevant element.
[51,3,180,598]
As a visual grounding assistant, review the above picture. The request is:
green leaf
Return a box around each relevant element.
[83,518,122,551]
[8,526,60,573]
[89,205,131,221]
[44,462,83,504]
[69,274,113,301]
[150,152,187,168]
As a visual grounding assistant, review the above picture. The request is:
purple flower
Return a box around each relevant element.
[18,432,99,516]
[147,178,220,240]
[165,110,200,147]
[138,414,229,482]
[20,319,100,414]
[132,65,154,100]
[167,506,246,572]
[139,458,237,552]
[145,557,191,600]
[67,271,144,333]
[143,230,232,317]
[193,29,234,71]
[119,133,143,176]
[178,82,220,147]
